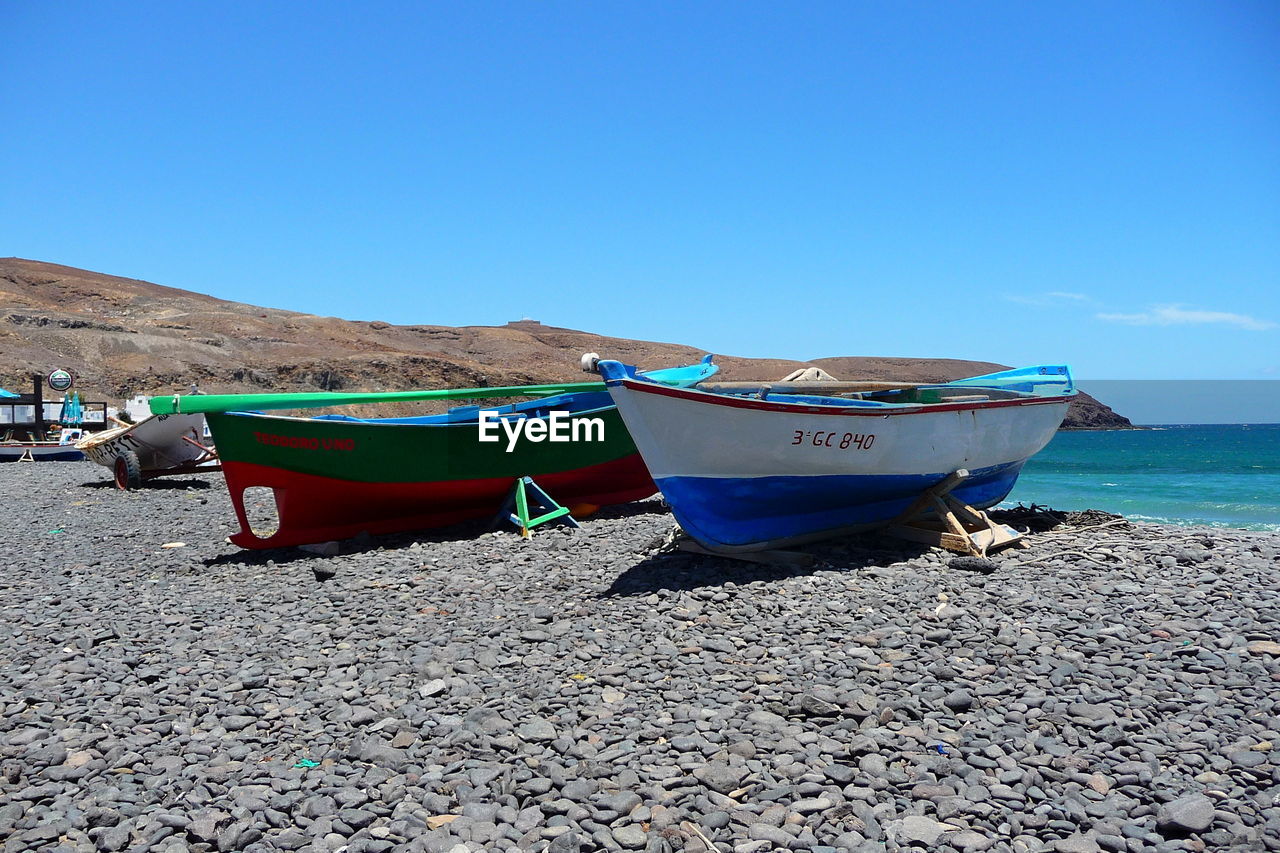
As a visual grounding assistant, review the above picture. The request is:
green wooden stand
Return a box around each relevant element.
[496,476,581,538]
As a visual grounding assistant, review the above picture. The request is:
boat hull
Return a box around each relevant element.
[78,413,209,471]
[656,462,1026,551]
[208,405,656,549]
[221,455,654,548]
[603,378,1073,552]
[0,444,86,462]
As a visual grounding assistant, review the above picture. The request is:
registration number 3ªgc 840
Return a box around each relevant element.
[791,430,876,449]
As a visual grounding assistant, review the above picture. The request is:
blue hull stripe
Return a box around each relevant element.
[655,461,1025,550]
[0,449,85,462]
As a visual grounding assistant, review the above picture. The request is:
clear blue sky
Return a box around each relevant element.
[3,2,1277,379]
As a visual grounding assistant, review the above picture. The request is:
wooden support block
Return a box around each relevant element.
[931,469,972,496]
[947,499,991,529]
[885,470,1024,557]
[895,469,971,527]
[930,495,968,539]
[892,472,968,533]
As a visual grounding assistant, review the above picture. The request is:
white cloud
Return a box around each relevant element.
[1004,291,1094,307]
[1097,304,1276,331]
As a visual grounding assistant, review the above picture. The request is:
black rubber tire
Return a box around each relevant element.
[114,449,143,491]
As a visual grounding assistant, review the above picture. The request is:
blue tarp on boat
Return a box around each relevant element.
[0,387,18,398]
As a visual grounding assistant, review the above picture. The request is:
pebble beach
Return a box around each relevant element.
[2,463,1279,853]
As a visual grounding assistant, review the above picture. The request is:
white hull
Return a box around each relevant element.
[610,382,1071,481]
[78,413,210,472]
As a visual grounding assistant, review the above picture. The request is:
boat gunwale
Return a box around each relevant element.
[615,377,1076,417]
[211,398,625,428]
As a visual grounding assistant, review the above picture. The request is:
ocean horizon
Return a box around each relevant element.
[1003,422,1280,532]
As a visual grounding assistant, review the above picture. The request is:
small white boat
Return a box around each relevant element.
[0,428,87,462]
[77,413,217,489]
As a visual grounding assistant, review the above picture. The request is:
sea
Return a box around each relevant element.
[1002,423,1280,532]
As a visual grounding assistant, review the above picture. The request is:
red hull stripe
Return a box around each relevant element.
[223,454,656,549]
[620,379,1070,417]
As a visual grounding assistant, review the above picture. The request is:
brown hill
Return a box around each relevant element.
[0,258,1130,428]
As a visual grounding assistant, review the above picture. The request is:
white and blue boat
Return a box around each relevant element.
[596,361,1076,553]
[0,429,88,462]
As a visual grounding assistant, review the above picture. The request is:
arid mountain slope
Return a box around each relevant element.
[0,258,1130,428]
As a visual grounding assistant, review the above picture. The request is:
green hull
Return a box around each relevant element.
[209,405,655,548]
[209,404,639,483]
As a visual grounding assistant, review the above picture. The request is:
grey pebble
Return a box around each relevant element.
[610,824,647,849]
[518,718,557,742]
[1156,794,1215,835]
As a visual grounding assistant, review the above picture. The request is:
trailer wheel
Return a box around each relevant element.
[114,450,142,491]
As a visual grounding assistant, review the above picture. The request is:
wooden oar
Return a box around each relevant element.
[148,382,607,416]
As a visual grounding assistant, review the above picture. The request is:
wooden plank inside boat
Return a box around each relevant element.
[695,380,926,394]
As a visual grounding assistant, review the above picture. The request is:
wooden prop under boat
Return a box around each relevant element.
[147,357,717,549]
[596,361,1076,553]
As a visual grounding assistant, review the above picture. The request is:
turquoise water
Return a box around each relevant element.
[1003,424,1280,531]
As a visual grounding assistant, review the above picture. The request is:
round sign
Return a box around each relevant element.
[48,369,73,392]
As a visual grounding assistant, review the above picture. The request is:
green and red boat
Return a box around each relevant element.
[148,357,716,549]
